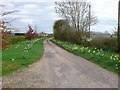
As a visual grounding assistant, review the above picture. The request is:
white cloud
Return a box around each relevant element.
[3,0,60,3]
[1,0,119,33]
[18,4,42,15]
[86,0,118,33]
[19,18,35,24]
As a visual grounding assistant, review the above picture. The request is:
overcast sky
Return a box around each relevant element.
[1,0,119,34]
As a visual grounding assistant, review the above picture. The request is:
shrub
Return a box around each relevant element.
[89,38,117,52]
[8,36,26,44]
[1,30,11,49]
[25,25,38,40]
[2,39,9,49]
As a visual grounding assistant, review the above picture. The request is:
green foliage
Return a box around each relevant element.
[53,19,69,41]
[53,19,118,53]
[89,38,117,52]
[53,19,90,45]
[52,39,119,74]
[8,36,26,44]
[2,38,46,76]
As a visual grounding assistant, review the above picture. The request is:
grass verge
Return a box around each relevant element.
[51,39,120,74]
[2,38,46,76]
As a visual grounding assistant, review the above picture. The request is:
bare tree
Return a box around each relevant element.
[0,4,18,31]
[0,4,18,48]
[2,10,18,16]
[55,0,97,35]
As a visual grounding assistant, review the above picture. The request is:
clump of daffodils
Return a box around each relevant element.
[23,38,40,58]
[54,39,119,66]
[110,54,119,61]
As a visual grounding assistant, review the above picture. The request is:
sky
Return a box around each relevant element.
[0,0,119,34]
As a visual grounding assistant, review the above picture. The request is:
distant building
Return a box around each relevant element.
[47,33,53,37]
[11,29,26,36]
[12,32,26,36]
[91,31,111,38]
[111,34,117,38]
[39,32,48,37]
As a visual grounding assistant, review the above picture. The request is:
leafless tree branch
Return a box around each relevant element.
[55,0,97,33]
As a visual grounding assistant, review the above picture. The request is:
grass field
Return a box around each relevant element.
[51,39,119,74]
[2,38,46,76]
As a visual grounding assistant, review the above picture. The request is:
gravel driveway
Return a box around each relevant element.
[2,39,118,88]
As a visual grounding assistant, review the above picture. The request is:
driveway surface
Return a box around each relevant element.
[2,39,118,88]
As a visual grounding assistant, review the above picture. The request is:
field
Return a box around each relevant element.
[2,38,46,76]
[51,39,119,74]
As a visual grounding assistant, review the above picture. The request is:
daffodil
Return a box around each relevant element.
[88,50,91,52]
[93,51,95,54]
[110,56,112,60]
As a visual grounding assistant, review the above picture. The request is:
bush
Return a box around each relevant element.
[89,38,117,52]
[25,25,38,40]
[2,39,9,49]
[8,36,26,44]
[1,31,11,49]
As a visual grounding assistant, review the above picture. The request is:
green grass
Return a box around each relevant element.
[2,38,46,76]
[51,39,120,74]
